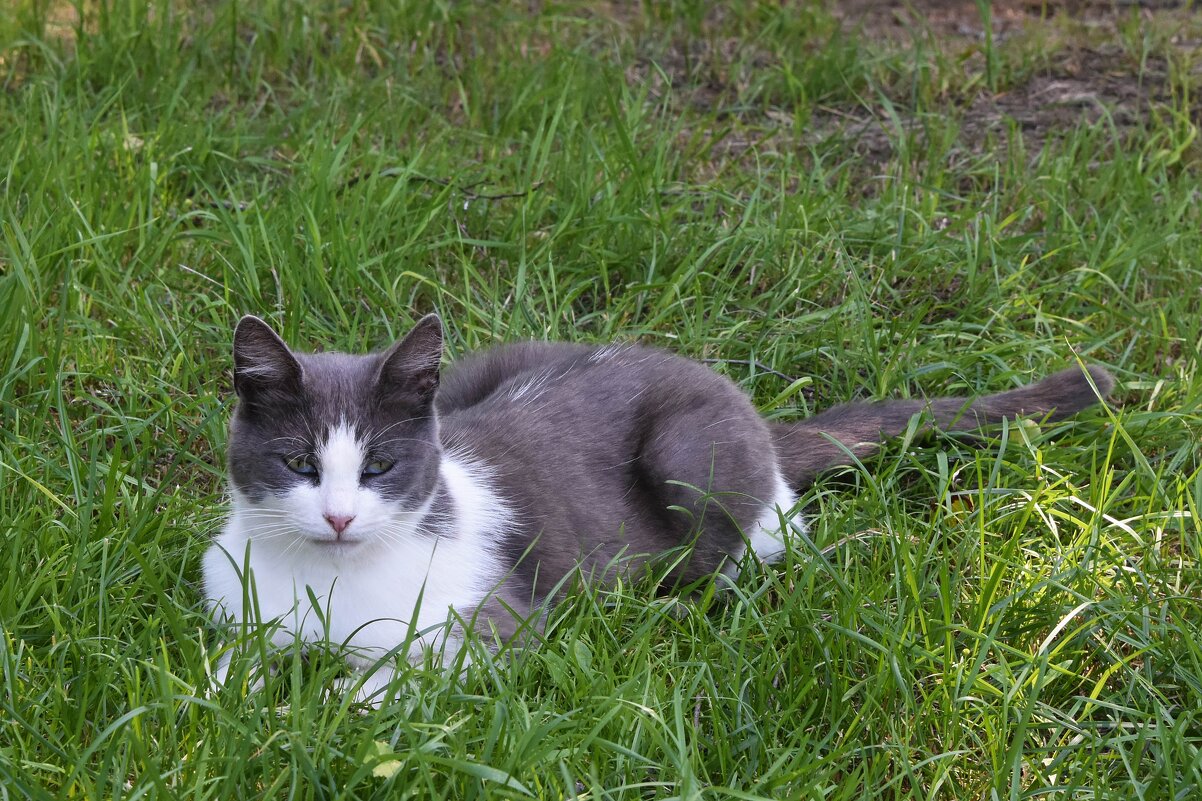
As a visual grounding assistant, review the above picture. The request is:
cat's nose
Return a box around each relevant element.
[324,514,355,535]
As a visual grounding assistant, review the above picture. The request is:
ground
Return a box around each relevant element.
[826,0,1200,161]
[619,1,1200,177]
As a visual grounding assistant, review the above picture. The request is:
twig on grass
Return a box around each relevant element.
[699,358,796,383]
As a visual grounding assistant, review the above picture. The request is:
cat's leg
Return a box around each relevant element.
[206,645,267,697]
[735,471,804,568]
[211,650,232,686]
[332,663,397,708]
[206,620,299,697]
[632,399,783,581]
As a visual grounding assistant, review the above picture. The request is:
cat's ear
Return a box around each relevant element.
[232,316,304,404]
[376,314,443,407]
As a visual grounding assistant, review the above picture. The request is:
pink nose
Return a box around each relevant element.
[324,514,355,535]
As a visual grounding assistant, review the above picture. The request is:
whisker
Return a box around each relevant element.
[363,437,442,452]
[363,416,437,447]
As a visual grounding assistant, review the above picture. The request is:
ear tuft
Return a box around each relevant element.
[233,316,304,404]
[376,314,444,406]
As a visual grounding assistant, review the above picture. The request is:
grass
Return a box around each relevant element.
[2,0,1201,798]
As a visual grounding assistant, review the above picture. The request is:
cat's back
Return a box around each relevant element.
[437,339,743,422]
[435,338,768,484]
[436,340,594,414]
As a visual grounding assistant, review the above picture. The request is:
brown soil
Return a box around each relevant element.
[819,0,1202,163]
[835,0,1192,41]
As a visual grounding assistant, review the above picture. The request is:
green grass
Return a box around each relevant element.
[2,0,1201,798]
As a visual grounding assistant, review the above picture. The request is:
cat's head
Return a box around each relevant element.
[226,315,444,552]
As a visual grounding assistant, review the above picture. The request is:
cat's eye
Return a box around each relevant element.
[284,455,318,476]
[362,459,393,477]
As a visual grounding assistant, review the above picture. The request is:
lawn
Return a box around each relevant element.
[1,0,1200,798]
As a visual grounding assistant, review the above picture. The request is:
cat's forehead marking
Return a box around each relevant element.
[319,421,364,479]
[318,422,366,521]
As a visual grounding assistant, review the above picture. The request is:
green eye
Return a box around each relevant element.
[362,459,393,477]
[285,455,318,476]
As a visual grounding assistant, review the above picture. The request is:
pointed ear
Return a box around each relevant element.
[232,316,303,405]
[376,314,443,407]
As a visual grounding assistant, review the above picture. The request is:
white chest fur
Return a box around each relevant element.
[203,452,509,672]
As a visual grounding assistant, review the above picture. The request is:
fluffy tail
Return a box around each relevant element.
[771,365,1115,490]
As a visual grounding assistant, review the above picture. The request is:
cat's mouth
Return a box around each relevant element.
[307,536,363,548]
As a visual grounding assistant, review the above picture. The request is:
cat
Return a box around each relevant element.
[203,314,1114,702]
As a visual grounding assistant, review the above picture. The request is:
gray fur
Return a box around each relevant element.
[227,315,1115,633]
[437,340,780,599]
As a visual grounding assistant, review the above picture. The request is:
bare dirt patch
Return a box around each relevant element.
[618,1,1200,183]
[805,45,1179,168]
[817,0,1201,164]
[834,0,1201,42]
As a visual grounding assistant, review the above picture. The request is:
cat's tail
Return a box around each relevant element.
[770,365,1115,491]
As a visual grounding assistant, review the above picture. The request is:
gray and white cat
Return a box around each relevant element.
[204,314,1114,700]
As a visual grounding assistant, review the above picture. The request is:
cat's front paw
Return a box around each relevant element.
[331,666,397,710]
[205,649,266,700]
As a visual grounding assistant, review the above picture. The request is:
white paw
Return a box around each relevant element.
[205,650,266,699]
[332,665,397,709]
